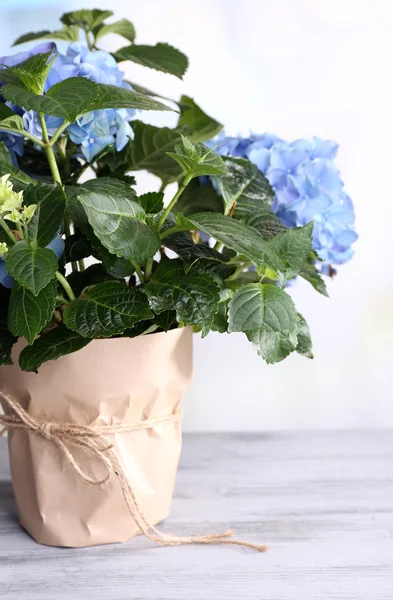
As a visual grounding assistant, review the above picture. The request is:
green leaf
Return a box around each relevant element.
[0,325,17,366]
[167,136,228,180]
[295,313,313,358]
[0,142,34,191]
[228,283,298,364]
[104,257,136,279]
[214,157,274,216]
[25,183,66,248]
[179,212,287,282]
[63,281,153,338]
[6,241,58,295]
[163,231,226,269]
[127,121,183,182]
[60,9,113,29]
[177,96,223,142]
[0,51,55,94]
[94,18,136,43]
[75,179,161,264]
[8,280,57,345]
[114,43,188,79]
[243,208,286,239]
[138,191,164,213]
[144,259,220,336]
[13,27,79,46]
[2,78,172,123]
[19,327,91,371]
[0,104,25,135]
[126,81,172,102]
[268,223,314,280]
[300,264,329,297]
[172,178,223,216]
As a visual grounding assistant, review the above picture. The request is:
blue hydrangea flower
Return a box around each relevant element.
[0,42,135,162]
[0,234,64,289]
[209,133,358,268]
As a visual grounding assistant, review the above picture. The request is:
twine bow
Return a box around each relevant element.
[0,393,268,552]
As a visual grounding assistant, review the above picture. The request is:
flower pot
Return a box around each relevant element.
[0,327,193,548]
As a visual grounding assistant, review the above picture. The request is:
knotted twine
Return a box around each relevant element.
[0,394,267,552]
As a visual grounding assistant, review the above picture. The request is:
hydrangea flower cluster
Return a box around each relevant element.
[210,133,358,268]
[0,42,135,162]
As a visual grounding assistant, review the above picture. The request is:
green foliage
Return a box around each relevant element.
[145,260,220,336]
[114,43,188,79]
[215,157,274,216]
[0,142,34,190]
[19,327,91,371]
[0,8,327,369]
[0,51,55,94]
[25,183,66,247]
[6,241,58,296]
[8,280,57,344]
[74,179,161,264]
[167,136,228,180]
[64,282,153,337]
[177,96,223,142]
[94,19,136,43]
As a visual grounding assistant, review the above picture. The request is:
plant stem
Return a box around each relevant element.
[225,265,246,281]
[160,225,189,240]
[144,258,153,282]
[0,219,17,243]
[39,113,62,184]
[134,265,144,284]
[85,30,94,50]
[156,176,191,232]
[49,121,71,147]
[214,241,223,252]
[158,181,167,194]
[15,222,24,239]
[39,113,78,272]
[55,271,75,302]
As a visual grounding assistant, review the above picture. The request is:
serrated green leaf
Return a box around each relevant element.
[268,223,314,280]
[138,191,164,213]
[64,230,93,263]
[179,212,287,282]
[25,183,66,248]
[214,157,274,216]
[300,264,329,297]
[243,207,286,239]
[3,78,172,123]
[177,96,223,142]
[8,279,57,344]
[64,281,153,338]
[75,179,161,264]
[13,27,79,46]
[95,18,136,43]
[167,136,228,180]
[144,259,220,336]
[60,9,113,29]
[6,241,58,295]
[114,43,188,79]
[228,283,298,364]
[163,230,226,269]
[19,327,91,371]
[0,51,55,94]
[0,104,25,135]
[295,313,313,358]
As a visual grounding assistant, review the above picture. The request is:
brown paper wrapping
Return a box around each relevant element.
[0,327,193,548]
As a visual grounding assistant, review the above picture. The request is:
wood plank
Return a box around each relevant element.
[1,432,393,599]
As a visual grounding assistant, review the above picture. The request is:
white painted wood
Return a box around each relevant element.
[1,432,392,599]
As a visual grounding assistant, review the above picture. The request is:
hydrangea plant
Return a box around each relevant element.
[0,8,357,370]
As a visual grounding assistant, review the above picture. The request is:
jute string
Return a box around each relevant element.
[0,394,267,552]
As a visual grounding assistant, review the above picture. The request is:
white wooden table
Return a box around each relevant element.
[1,432,392,599]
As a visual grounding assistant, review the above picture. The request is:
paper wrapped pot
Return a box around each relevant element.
[0,327,193,547]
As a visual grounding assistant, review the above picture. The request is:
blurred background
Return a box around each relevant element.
[1,0,392,431]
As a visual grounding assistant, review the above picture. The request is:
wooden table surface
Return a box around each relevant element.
[1,432,392,599]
